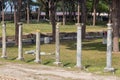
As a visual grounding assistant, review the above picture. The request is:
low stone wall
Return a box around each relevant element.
[0,31,104,46]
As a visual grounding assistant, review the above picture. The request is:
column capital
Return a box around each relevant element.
[1,21,6,25]
[18,22,23,25]
[75,23,84,27]
[107,23,112,30]
[56,22,61,28]
[36,30,40,32]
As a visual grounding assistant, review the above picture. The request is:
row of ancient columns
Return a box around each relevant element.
[75,23,114,72]
[1,22,114,72]
[1,22,41,63]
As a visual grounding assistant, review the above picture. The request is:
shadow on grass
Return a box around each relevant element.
[114,69,118,73]
[63,63,71,67]
[43,61,51,65]
[84,65,91,69]
[1,44,35,48]
[82,42,106,51]
[26,58,35,63]
[60,39,106,51]
[9,57,17,60]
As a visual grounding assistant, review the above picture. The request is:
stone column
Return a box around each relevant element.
[1,22,7,59]
[17,22,24,60]
[76,23,82,68]
[54,23,62,66]
[104,23,114,72]
[34,30,41,63]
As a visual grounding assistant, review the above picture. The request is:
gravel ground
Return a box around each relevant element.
[0,63,119,80]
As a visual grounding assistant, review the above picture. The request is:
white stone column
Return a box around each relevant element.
[17,22,24,60]
[1,22,7,59]
[54,23,62,66]
[76,23,82,68]
[104,23,114,72]
[34,30,41,63]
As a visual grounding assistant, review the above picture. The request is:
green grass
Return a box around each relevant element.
[0,22,107,36]
[0,39,120,76]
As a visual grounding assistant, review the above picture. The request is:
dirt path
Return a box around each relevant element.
[0,63,119,80]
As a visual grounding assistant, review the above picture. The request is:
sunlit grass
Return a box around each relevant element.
[0,22,107,36]
[0,38,120,76]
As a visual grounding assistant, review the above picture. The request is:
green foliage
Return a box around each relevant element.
[86,0,93,12]
[86,0,109,13]
[97,0,109,12]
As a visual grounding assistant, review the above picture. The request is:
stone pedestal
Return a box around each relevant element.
[104,23,114,72]
[76,23,83,69]
[53,62,63,67]
[34,30,41,63]
[17,22,24,61]
[1,22,7,59]
[54,23,62,66]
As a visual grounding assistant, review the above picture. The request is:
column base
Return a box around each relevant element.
[75,65,83,70]
[16,57,24,61]
[1,56,7,59]
[34,60,41,63]
[104,67,115,72]
[53,62,62,66]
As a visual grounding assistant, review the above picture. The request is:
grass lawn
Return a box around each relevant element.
[0,39,120,76]
[0,22,107,36]
[0,22,120,76]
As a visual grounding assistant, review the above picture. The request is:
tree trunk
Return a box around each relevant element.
[14,4,17,23]
[45,1,49,19]
[0,10,1,22]
[49,0,56,42]
[81,0,86,39]
[108,1,112,23]
[49,0,51,21]
[27,0,30,24]
[62,0,66,25]
[15,0,22,45]
[0,1,1,22]
[93,0,96,26]
[14,3,18,45]
[1,0,4,22]
[37,7,41,22]
[112,0,120,52]
[77,0,80,23]
[10,4,13,20]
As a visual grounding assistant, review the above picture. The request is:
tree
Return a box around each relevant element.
[49,0,56,41]
[26,0,30,24]
[8,0,14,20]
[112,0,120,52]
[38,0,49,19]
[36,0,43,22]
[1,0,5,22]
[62,0,66,25]
[0,0,2,22]
[77,0,80,23]
[92,0,99,26]
[81,0,86,39]
[13,0,22,45]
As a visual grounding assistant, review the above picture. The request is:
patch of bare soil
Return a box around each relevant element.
[0,63,119,80]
